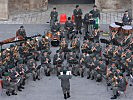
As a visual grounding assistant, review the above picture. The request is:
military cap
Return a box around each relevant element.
[76,5,79,8]
[56,50,60,53]
[42,50,49,53]
[20,26,24,28]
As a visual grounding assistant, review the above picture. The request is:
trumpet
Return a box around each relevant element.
[72,41,77,49]
[60,41,67,49]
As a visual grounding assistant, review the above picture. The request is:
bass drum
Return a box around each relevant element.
[51,35,60,47]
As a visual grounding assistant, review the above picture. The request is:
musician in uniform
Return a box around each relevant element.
[83,13,93,33]
[27,56,40,81]
[64,17,74,40]
[111,74,127,99]
[53,50,64,76]
[60,37,68,59]
[41,50,52,76]
[90,5,100,19]
[50,7,58,27]
[8,65,25,92]
[51,20,61,33]
[71,36,80,58]
[58,69,72,99]
[122,10,132,25]
[79,52,88,77]
[2,72,17,96]
[67,50,78,73]
[89,5,100,30]
[73,5,83,34]
[16,26,27,38]
[39,36,50,50]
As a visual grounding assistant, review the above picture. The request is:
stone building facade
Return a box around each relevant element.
[0,0,133,20]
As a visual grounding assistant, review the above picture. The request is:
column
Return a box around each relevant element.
[0,0,8,20]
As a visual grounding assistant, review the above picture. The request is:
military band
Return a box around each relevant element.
[0,5,132,100]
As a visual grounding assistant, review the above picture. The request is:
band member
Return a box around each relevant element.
[64,17,74,40]
[16,26,27,38]
[79,52,87,77]
[83,13,93,33]
[90,5,100,19]
[122,10,132,25]
[89,5,100,30]
[67,50,78,72]
[71,36,80,57]
[39,36,50,50]
[73,5,83,34]
[27,57,40,81]
[111,74,127,99]
[51,20,61,33]
[53,50,64,76]
[50,7,58,27]
[2,72,17,96]
[60,37,68,59]
[58,69,72,99]
[41,50,51,76]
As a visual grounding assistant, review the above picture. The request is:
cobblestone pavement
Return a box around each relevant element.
[0,24,133,100]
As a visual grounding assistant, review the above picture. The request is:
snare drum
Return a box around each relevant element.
[109,23,121,32]
[122,25,133,34]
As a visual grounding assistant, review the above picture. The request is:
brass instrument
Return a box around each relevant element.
[60,40,67,49]
[81,43,88,50]
[42,39,49,48]
[72,40,77,49]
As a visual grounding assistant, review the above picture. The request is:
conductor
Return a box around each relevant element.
[58,70,72,99]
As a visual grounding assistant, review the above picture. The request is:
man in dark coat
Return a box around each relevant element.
[73,5,83,34]
[50,7,58,27]
[122,10,132,25]
[58,70,72,99]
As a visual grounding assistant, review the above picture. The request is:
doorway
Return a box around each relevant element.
[49,0,95,4]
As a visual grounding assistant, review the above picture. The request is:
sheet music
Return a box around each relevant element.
[60,71,72,75]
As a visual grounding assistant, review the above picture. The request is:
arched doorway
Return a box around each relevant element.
[49,0,95,4]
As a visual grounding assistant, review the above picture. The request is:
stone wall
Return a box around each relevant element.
[8,0,48,14]
[0,0,8,20]
[95,0,132,11]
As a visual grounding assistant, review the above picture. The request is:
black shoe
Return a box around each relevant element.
[18,87,22,91]
[79,31,82,34]
[107,83,111,86]
[20,86,25,89]
[87,76,90,79]
[64,94,67,99]
[116,92,120,97]
[130,84,132,86]
[67,92,70,98]
[111,95,117,99]
[33,77,36,81]
[6,91,10,96]
[91,76,94,80]
[12,90,17,95]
